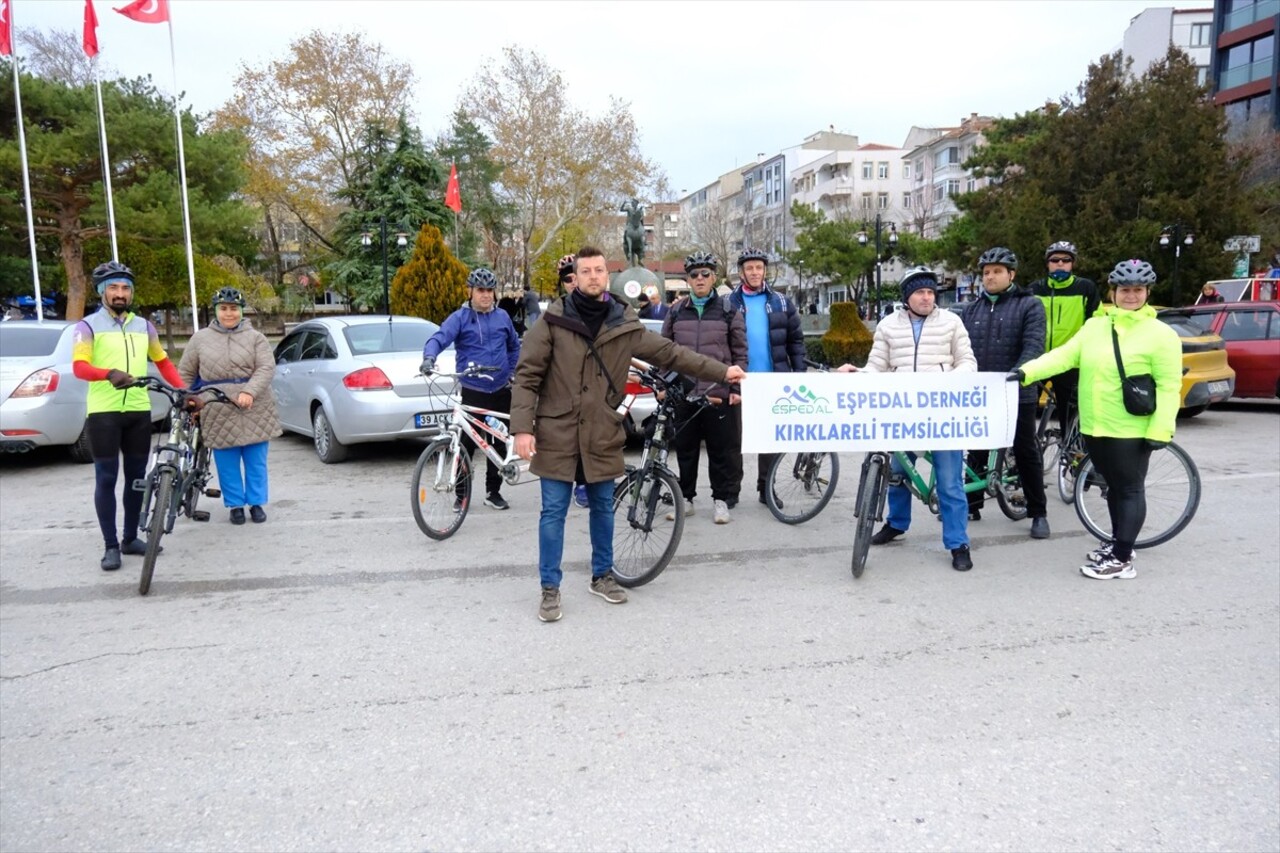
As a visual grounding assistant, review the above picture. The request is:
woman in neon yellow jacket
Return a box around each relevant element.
[1016,259,1181,581]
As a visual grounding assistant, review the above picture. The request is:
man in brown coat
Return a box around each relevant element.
[512,246,746,623]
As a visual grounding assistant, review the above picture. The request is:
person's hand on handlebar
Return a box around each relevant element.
[729,393,741,405]
[1006,369,1025,383]
[514,432,536,461]
[106,369,135,389]
[419,356,435,376]
[183,395,205,413]
[724,365,746,383]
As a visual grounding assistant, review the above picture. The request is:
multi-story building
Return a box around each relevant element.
[1122,6,1215,84]
[903,115,995,240]
[1209,0,1279,133]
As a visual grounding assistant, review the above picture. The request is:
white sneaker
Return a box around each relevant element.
[713,499,731,524]
[1080,555,1136,580]
[666,499,693,521]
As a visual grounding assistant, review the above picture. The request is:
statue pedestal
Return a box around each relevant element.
[610,266,661,309]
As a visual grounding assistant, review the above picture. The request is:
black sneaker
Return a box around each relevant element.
[484,493,510,511]
[230,507,246,525]
[249,505,267,524]
[758,490,783,510]
[870,524,905,545]
[951,546,973,571]
[968,508,982,521]
[1030,517,1050,539]
[120,538,160,556]
[100,546,122,571]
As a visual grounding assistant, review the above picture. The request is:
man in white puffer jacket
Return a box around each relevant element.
[839,267,978,571]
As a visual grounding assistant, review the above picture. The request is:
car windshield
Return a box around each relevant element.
[1157,317,1205,338]
[1159,310,1215,335]
[343,321,440,356]
[0,326,64,357]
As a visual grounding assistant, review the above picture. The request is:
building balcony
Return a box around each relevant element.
[1224,0,1278,32]
[1219,57,1276,90]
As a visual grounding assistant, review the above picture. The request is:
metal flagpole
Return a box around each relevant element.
[92,57,118,262]
[165,16,198,327]
[9,35,44,320]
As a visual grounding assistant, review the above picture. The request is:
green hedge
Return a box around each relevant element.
[821,303,874,367]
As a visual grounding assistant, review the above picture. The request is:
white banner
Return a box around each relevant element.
[740,372,1018,453]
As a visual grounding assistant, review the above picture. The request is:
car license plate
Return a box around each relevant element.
[414,412,450,428]
[1208,380,1230,395]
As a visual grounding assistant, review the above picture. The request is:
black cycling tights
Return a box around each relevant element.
[86,411,152,548]
[1083,435,1153,562]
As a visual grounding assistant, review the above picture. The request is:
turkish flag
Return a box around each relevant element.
[83,0,99,57]
[0,0,12,57]
[445,163,462,214]
[114,0,169,24]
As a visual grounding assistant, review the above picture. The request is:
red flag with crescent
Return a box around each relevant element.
[0,0,13,57]
[83,0,100,57]
[445,163,462,214]
[114,0,169,24]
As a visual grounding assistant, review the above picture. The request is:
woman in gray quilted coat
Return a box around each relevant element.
[178,288,281,525]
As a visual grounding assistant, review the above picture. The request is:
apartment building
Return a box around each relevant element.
[1209,0,1279,133]
[903,115,995,240]
[1122,6,1215,84]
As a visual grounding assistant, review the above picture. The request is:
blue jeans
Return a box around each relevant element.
[539,477,615,588]
[213,441,270,508]
[887,450,969,550]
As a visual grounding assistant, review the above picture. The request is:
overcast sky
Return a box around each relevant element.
[13,0,1210,195]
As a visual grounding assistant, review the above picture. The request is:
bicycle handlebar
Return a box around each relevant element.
[132,376,234,407]
[419,362,501,380]
[804,358,831,372]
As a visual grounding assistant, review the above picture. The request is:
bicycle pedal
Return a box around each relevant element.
[191,510,211,522]
[205,488,221,498]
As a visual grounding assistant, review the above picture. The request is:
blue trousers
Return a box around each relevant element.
[538,477,615,588]
[213,441,270,508]
[887,450,969,550]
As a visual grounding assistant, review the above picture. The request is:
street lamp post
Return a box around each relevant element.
[858,214,898,319]
[361,215,410,315]
[1159,223,1195,306]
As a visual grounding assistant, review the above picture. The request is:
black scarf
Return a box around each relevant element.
[570,289,611,338]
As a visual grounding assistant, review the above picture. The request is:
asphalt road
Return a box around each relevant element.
[2,402,1277,852]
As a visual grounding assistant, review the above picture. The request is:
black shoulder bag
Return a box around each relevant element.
[1112,320,1157,416]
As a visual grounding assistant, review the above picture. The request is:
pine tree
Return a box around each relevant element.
[391,224,470,324]
[822,302,874,367]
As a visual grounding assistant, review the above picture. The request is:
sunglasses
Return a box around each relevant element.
[687,270,714,279]
[1047,257,1074,264]
[562,274,576,283]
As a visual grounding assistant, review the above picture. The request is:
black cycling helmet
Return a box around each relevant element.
[91,261,135,295]
[684,251,717,273]
[556,254,577,282]
[978,246,1018,271]
[1044,241,1077,261]
[211,286,245,307]
[467,268,499,290]
[900,266,939,300]
[1107,258,1157,286]
[737,247,769,267]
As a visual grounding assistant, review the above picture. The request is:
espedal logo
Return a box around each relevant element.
[771,383,832,415]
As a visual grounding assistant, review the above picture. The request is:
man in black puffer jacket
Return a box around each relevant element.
[727,247,806,506]
[662,251,747,524]
[960,247,1050,538]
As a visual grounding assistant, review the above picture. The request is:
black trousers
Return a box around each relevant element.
[86,410,152,547]
[1082,435,1153,561]
[672,401,741,504]
[1049,369,1080,435]
[461,385,511,496]
[967,400,1047,519]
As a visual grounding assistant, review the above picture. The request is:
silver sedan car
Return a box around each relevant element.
[0,320,166,461]
[272,315,457,463]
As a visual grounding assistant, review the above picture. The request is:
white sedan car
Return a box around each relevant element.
[272,315,457,463]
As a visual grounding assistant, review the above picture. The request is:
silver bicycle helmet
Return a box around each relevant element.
[1107,259,1157,286]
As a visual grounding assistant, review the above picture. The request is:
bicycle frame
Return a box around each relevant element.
[887,447,1004,512]
[422,373,531,492]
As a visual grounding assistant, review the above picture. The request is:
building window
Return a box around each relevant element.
[966,178,976,193]
[946,180,961,197]
[860,193,873,210]
[934,146,960,168]
[877,162,889,179]
[903,192,912,208]
[862,161,873,179]
[933,184,945,203]
[1197,66,1209,86]
[1189,22,1210,47]
[877,193,889,209]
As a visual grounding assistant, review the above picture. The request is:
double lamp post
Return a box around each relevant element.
[361,215,410,315]
[857,214,897,319]
[1159,223,1194,306]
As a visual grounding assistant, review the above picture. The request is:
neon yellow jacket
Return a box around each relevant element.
[1019,305,1181,442]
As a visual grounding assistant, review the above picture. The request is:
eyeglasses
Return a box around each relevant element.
[562,274,576,283]
[1047,257,1074,264]
[687,270,714,280]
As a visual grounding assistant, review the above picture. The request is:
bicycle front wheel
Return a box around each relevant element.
[411,439,471,540]
[183,445,211,518]
[1074,442,1201,549]
[139,469,174,596]
[851,455,886,579]
[766,452,840,524]
[1057,446,1084,504]
[611,467,684,587]
[994,448,1029,521]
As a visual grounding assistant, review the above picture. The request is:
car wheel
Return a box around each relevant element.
[1178,405,1207,419]
[312,406,349,463]
[70,424,94,463]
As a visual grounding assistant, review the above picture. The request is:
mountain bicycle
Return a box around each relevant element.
[132,378,233,595]
[1073,441,1200,549]
[410,364,531,541]
[850,446,1025,580]
[1032,382,1087,503]
[610,358,715,588]
[763,359,841,525]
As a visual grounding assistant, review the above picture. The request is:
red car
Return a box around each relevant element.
[1158,302,1280,399]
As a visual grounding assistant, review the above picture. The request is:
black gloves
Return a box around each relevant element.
[106,369,134,389]
[419,357,435,375]
[1006,369,1025,383]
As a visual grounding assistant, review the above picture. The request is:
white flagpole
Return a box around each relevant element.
[164,16,198,328]
[9,31,44,320]
[92,56,118,262]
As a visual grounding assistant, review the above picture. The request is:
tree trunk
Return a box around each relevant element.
[59,219,87,322]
